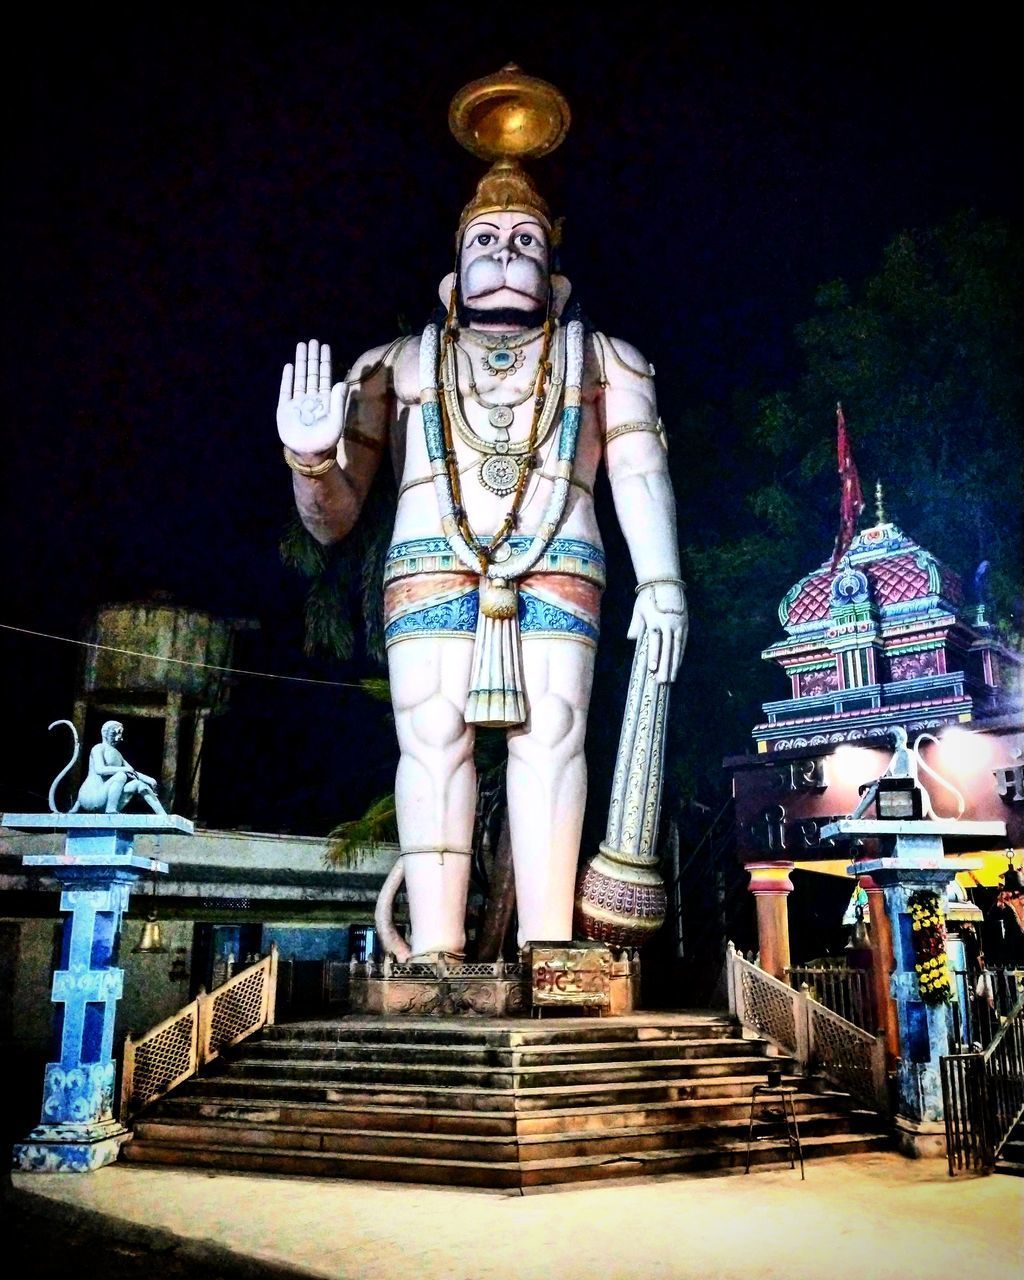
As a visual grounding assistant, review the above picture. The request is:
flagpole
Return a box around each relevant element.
[830,401,866,571]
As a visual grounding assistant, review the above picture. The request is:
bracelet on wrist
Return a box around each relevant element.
[635,577,687,595]
[283,445,338,478]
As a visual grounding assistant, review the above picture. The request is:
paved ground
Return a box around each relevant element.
[6,1154,1022,1280]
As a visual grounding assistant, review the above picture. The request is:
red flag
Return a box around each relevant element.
[830,401,865,571]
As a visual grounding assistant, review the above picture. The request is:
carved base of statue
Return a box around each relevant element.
[349,956,525,1017]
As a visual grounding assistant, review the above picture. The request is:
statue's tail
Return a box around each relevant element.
[913,733,966,819]
[374,857,412,961]
[47,720,80,814]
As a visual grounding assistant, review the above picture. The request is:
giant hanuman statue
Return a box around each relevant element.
[276,67,687,960]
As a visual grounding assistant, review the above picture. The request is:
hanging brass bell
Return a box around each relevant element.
[134,912,167,954]
[849,905,871,951]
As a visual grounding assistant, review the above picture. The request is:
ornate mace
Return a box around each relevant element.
[575,629,670,947]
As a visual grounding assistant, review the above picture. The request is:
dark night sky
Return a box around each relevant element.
[1,6,1018,826]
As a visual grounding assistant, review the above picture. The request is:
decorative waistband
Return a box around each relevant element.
[384,536,606,587]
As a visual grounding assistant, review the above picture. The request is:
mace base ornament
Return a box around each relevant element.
[575,848,667,949]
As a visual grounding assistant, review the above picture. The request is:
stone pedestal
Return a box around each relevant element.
[349,957,526,1017]
[822,818,1002,1158]
[2,813,192,1171]
[744,862,795,981]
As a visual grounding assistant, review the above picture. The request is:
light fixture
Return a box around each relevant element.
[872,776,923,821]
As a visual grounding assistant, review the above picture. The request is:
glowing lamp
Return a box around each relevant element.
[861,776,924,821]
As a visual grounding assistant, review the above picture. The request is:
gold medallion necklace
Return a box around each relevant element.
[439,319,556,543]
[441,327,563,496]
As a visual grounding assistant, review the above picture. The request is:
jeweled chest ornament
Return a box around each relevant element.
[485,347,522,377]
[479,453,523,495]
[461,327,541,380]
[488,404,514,430]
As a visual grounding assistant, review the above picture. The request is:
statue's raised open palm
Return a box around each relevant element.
[277,339,346,456]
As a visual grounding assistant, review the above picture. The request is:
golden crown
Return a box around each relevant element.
[449,65,570,243]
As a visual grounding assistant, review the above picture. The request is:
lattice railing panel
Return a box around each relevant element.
[122,947,277,1120]
[387,962,441,979]
[728,945,886,1112]
[379,960,524,980]
[739,964,796,1051]
[127,1005,198,1113]
[809,1001,879,1107]
[208,966,268,1057]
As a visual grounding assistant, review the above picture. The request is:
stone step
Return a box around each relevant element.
[219,1054,782,1092]
[260,1017,737,1048]
[242,1036,764,1068]
[178,1069,801,1113]
[121,1129,891,1188]
[516,1131,892,1187]
[145,1084,854,1138]
[995,1160,1024,1177]
[130,1108,877,1165]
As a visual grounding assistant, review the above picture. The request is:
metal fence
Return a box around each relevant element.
[941,992,1024,1175]
[948,966,1023,1052]
[786,965,874,1032]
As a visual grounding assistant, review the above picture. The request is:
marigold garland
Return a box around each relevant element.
[907,889,952,1005]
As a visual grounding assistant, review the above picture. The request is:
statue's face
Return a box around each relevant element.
[459,211,550,316]
[102,721,124,744]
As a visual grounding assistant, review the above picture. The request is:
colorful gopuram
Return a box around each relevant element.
[753,513,1020,755]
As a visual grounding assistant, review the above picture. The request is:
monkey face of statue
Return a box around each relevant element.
[459,212,550,316]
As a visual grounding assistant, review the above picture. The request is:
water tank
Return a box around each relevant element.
[81,600,246,703]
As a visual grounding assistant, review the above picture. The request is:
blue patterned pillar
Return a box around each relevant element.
[4,814,191,1172]
[822,818,1002,1157]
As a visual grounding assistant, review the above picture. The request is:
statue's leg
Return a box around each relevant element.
[141,785,167,815]
[506,639,595,945]
[104,771,130,813]
[389,635,476,956]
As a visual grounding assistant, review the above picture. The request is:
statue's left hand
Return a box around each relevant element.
[628,583,688,684]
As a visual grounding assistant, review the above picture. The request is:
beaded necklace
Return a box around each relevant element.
[418,315,585,725]
[441,326,565,496]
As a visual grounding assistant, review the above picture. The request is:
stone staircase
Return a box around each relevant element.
[121,1013,890,1188]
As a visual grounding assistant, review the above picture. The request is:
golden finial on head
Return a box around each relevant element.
[449,65,571,241]
[875,480,886,525]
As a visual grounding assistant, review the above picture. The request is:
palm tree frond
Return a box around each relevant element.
[326,792,398,866]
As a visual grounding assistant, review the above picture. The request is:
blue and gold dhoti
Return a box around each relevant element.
[383,536,605,649]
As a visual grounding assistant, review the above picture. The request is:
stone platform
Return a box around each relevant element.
[120,1013,889,1188]
[348,950,641,1017]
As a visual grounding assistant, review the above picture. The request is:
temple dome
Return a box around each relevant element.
[778,521,964,632]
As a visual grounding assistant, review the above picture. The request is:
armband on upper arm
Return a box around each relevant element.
[604,417,668,449]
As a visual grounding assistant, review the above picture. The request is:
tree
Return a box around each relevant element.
[671,212,1023,798]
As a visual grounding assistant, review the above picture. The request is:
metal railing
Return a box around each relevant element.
[941,991,1024,1175]
[726,942,887,1113]
[120,944,278,1120]
[787,964,874,1032]
[948,966,1023,1052]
